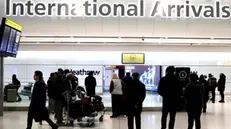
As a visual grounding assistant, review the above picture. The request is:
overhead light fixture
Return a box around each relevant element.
[20,37,122,43]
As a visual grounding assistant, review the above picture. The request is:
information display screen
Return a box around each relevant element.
[0,18,22,57]
[125,65,161,91]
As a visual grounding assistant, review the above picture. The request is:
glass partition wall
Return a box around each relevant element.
[4,63,231,110]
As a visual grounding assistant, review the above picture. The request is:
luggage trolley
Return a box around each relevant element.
[62,90,97,127]
[76,86,106,122]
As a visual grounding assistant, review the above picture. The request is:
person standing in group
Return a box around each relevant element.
[57,68,64,77]
[127,72,146,129]
[199,75,209,113]
[12,74,22,102]
[184,73,204,129]
[109,73,123,118]
[218,73,226,103]
[26,71,58,129]
[72,72,79,87]
[158,66,181,129]
[53,72,65,125]
[63,73,76,91]
[85,71,97,96]
[47,73,56,114]
[121,72,133,115]
[208,74,217,103]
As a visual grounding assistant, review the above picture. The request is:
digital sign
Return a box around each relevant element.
[122,53,145,64]
[0,17,22,57]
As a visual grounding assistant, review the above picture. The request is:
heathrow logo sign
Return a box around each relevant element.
[70,69,101,76]
[5,0,231,19]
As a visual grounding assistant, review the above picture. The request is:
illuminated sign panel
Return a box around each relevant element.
[122,53,145,64]
[5,18,23,31]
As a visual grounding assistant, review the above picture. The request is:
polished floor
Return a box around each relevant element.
[4,92,162,108]
[1,101,231,129]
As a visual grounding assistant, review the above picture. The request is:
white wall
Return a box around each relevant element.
[4,64,103,94]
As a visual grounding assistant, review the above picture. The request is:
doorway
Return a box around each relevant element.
[103,66,118,92]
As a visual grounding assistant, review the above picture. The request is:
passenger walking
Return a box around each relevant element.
[158,66,181,129]
[218,73,226,103]
[127,72,146,129]
[208,74,217,103]
[85,71,97,96]
[184,73,204,129]
[199,75,209,113]
[110,73,123,118]
[26,71,58,129]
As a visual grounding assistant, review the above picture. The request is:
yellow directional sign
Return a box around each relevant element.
[5,18,22,31]
[122,53,145,64]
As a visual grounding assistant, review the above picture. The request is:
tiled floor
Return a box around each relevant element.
[4,92,162,108]
[1,101,231,129]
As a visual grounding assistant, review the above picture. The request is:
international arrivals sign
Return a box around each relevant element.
[5,0,231,19]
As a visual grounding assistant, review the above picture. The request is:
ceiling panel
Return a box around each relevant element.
[119,18,138,36]
[67,18,86,36]
[137,18,154,37]
[85,17,103,36]
[102,18,119,36]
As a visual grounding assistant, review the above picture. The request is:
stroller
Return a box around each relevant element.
[63,87,106,127]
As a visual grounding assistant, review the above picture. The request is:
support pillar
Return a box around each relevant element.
[0,57,4,116]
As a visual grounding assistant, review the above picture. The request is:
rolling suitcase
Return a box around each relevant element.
[6,89,17,102]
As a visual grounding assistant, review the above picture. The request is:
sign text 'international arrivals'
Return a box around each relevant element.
[5,0,231,19]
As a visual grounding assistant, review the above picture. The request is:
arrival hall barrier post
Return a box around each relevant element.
[0,56,4,116]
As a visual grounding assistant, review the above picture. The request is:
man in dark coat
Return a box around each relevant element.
[158,66,181,129]
[184,73,204,129]
[122,72,132,115]
[26,71,58,129]
[127,72,146,129]
[199,75,209,113]
[208,73,217,103]
[53,73,65,125]
[47,73,56,114]
[85,71,97,96]
[218,73,226,103]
